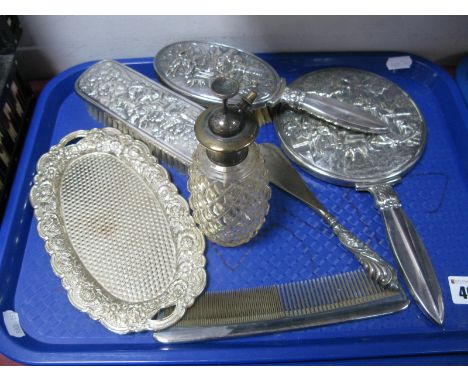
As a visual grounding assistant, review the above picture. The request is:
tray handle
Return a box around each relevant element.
[149,305,186,332]
[57,130,90,147]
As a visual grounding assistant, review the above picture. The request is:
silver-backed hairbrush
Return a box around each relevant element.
[154,41,389,135]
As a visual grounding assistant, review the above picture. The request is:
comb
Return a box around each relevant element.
[153,269,409,343]
[154,268,408,343]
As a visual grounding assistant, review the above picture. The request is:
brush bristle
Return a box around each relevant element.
[254,107,272,127]
[86,103,189,173]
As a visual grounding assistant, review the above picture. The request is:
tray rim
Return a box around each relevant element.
[2,53,468,365]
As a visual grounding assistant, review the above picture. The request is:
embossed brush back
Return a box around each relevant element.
[75,60,204,170]
[154,41,282,107]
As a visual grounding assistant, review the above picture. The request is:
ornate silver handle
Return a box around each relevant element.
[366,184,444,324]
[320,212,399,290]
[280,87,388,134]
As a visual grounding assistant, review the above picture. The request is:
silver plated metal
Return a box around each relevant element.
[29,128,206,334]
[274,68,444,325]
[75,60,204,169]
[154,41,388,134]
[154,268,409,343]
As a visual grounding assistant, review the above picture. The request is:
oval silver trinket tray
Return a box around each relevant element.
[29,127,206,335]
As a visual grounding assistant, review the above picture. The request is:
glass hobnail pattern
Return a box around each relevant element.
[188,143,271,247]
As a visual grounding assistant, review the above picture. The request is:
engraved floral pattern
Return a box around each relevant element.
[29,128,206,334]
[368,184,402,210]
[326,217,399,289]
[76,60,203,167]
[155,41,279,106]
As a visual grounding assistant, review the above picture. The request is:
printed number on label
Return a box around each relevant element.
[459,286,468,300]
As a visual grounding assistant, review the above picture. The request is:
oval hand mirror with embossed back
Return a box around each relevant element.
[274,67,444,325]
[154,41,388,134]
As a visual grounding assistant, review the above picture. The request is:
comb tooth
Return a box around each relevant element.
[350,271,364,299]
[337,273,349,305]
[327,275,339,308]
[292,281,306,314]
[363,269,379,299]
[321,276,332,309]
[317,276,329,311]
[277,284,287,312]
[337,273,350,306]
[356,269,373,301]
[283,281,300,315]
[330,274,343,307]
[295,280,309,315]
[326,275,339,310]
[289,282,299,313]
[337,272,354,307]
[285,282,296,313]
[283,283,296,315]
[357,269,374,295]
[282,283,294,313]
[350,270,366,301]
[311,278,322,313]
[301,279,315,314]
[308,278,320,314]
[324,275,336,309]
[314,275,329,311]
[307,278,319,312]
[299,279,314,314]
[288,284,297,312]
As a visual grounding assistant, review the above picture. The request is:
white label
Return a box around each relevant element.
[448,276,468,304]
[386,56,413,70]
[2,310,25,337]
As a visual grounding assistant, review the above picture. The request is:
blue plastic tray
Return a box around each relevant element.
[1,53,468,365]
[456,56,468,107]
